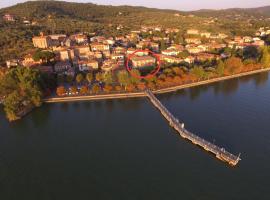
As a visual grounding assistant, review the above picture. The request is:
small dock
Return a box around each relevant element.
[145,89,241,166]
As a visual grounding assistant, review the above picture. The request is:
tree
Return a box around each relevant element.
[117,70,130,88]
[76,73,84,84]
[33,50,55,63]
[260,46,270,68]
[190,66,205,80]
[216,60,225,76]
[56,86,66,96]
[80,85,89,95]
[172,67,182,75]
[130,69,141,84]
[243,46,259,60]
[137,82,146,90]
[57,74,65,84]
[104,84,113,92]
[66,75,73,83]
[0,67,43,121]
[91,84,101,93]
[224,57,243,75]
[103,71,113,85]
[86,73,93,83]
[95,72,103,82]
[70,86,78,95]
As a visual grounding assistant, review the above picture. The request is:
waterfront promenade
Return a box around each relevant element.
[44,67,270,103]
[145,89,241,166]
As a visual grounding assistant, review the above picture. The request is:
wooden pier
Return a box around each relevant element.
[145,89,241,166]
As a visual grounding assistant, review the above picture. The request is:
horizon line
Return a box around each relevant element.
[0,0,270,11]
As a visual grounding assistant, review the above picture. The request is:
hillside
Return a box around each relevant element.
[0,1,269,65]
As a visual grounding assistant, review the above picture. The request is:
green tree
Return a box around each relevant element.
[0,67,43,121]
[103,71,113,85]
[76,73,84,84]
[117,70,130,88]
[130,69,141,84]
[260,46,270,68]
[190,66,206,80]
[216,60,225,76]
[66,75,73,83]
[86,73,93,83]
[95,72,103,82]
[33,50,55,63]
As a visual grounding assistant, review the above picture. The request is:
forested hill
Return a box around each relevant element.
[192,6,270,18]
[1,1,270,19]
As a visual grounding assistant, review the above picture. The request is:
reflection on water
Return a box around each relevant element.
[0,72,270,200]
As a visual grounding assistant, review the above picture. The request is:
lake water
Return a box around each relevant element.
[1,72,270,200]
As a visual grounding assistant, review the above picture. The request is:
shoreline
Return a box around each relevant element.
[44,67,270,103]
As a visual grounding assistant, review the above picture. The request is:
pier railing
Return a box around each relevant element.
[145,89,241,166]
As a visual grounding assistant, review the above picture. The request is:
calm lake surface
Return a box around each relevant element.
[1,72,270,200]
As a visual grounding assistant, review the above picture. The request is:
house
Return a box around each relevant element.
[32,33,52,49]
[253,40,265,47]
[168,44,184,51]
[184,56,195,64]
[101,59,119,72]
[186,46,205,54]
[73,34,88,44]
[111,54,125,66]
[90,43,110,51]
[185,38,201,44]
[218,33,228,39]
[149,42,159,52]
[195,53,220,62]
[3,14,15,21]
[113,46,127,54]
[6,59,20,68]
[161,49,180,56]
[200,32,211,38]
[54,61,72,73]
[160,55,183,64]
[187,29,199,35]
[22,54,42,67]
[58,49,71,61]
[90,36,106,43]
[131,56,156,68]
[243,36,253,43]
[73,46,91,58]
[78,60,99,72]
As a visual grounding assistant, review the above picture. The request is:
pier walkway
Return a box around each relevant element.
[145,89,241,166]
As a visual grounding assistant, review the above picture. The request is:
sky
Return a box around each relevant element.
[0,0,270,10]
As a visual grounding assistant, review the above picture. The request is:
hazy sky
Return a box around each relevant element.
[1,0,270,10]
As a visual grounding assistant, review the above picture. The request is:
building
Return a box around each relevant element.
[22,54,42,67]
[187,29,199,35]
[90,43,110,51]
[131,56,156,68]
[185,38,201,44]
[200,32,211,38]
[3,14,15,21]
[160,55,183,64]
[161,49,180,56]
[6,59,20,68]
[101,59,119,72]
[78,60,99,72]
[113,46,127,54]
[32,33,52,49]
[54,61,72,73]
[73,34,88,44]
